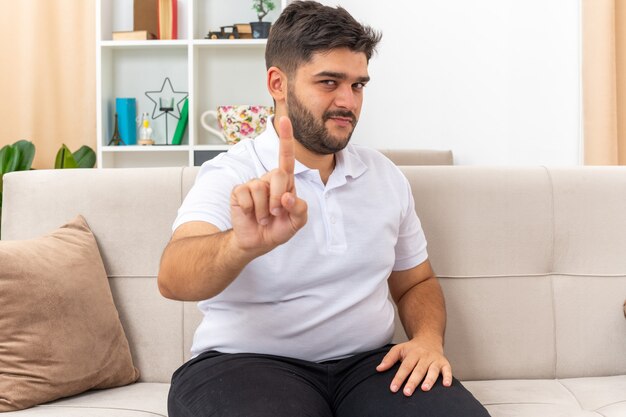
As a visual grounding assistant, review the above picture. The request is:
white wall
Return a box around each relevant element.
[319,0,582,165]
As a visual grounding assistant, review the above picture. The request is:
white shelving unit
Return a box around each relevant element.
[96,0,286,168]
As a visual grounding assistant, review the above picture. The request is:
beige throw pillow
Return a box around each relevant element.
[0,216,140,411]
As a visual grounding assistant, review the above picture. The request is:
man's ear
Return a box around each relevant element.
[267,66,287,102]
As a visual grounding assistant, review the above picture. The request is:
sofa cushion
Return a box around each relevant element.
[464,375,626,417]
[0,383,169,417]
[0,216,140,411]
[4,377,624,417]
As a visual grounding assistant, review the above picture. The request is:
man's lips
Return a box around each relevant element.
[330,117,353,126]
[326,114,356,127]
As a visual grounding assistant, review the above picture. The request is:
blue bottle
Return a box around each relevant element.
[116,98,137,145]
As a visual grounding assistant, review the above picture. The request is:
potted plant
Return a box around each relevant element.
[0,141,95,235]
[250,0,275,39]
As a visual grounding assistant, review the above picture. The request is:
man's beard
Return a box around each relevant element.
[287,88,358,155]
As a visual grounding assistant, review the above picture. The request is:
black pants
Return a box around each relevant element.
[168,344,490,417]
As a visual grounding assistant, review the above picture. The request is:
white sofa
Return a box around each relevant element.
[1,165,625,417]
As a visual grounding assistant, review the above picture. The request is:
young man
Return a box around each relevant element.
[159,2,490,416]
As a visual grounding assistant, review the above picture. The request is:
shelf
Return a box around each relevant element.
[100,40,188,49]
[193,145,231,151]
[193,39,267,48]
[100,40,268,49]
[102,145,190,152]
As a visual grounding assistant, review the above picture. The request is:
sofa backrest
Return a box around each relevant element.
[403,166,626,381]
[2,166,625,382]
[379,149,453,165]
[1,168,189,383]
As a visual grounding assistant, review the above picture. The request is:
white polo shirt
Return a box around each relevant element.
[173,121,428,362]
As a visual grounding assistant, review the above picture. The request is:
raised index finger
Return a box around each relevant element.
[277,116,295,175]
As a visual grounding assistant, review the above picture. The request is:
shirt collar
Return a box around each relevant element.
[253,117,368,180]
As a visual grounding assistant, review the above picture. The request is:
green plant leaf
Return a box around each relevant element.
[72,145,96,168]
[0,145,19,176]
[0,140,36,235]
[252,0,275,19]
[13,140,35,171]
[0,140,35,179]
[0,145,11,177]
[55,144,78,169]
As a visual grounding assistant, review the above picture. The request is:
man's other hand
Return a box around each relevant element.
[376,337,453,396]
[230,116,308,252]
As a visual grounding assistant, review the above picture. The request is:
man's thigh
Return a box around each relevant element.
[168,351,333,417]
[332,346,490,417]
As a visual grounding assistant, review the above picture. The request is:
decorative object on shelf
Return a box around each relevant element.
[159,98,175,144]
[138,113,154,146]
[205,26,240,40]
[144,77,188,145]
[134,0,159,41]
[201,105,273,144]
[112,30,156,41]
[235,24,253,39]
[157,0,178,40]
[251,0,275,39]
[108,113,125,146]
[115,98,137,145]
[172,98,189,145]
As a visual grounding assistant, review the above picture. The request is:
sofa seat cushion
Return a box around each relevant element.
[464,375,626,417]
[0,383,169,416]
[4,377,624,416]
[560,375,626,416]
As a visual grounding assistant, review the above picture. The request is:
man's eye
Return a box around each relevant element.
[353,83,366,90]
[321,80,336,86]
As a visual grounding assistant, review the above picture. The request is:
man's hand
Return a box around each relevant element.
[230,116,308,253]
[376,337,453,396]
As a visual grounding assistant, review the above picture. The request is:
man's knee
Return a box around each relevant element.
[169,389,328,417]
[167,354,333,417]
[336,376,490,417]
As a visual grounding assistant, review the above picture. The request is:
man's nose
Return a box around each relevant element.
[334,85,358,111]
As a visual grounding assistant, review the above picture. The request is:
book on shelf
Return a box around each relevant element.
[171,98,188,145]
[112,30,156,41]
[158,0,178,40]
[134,0,159,40]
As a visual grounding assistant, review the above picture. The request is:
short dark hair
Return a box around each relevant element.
[265,1,382,76]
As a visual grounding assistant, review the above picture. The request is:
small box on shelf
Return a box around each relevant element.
[112,30,157,41]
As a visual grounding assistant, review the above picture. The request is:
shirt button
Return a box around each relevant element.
[330,216,336,224]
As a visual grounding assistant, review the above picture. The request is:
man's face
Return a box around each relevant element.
[286,48,370,155]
